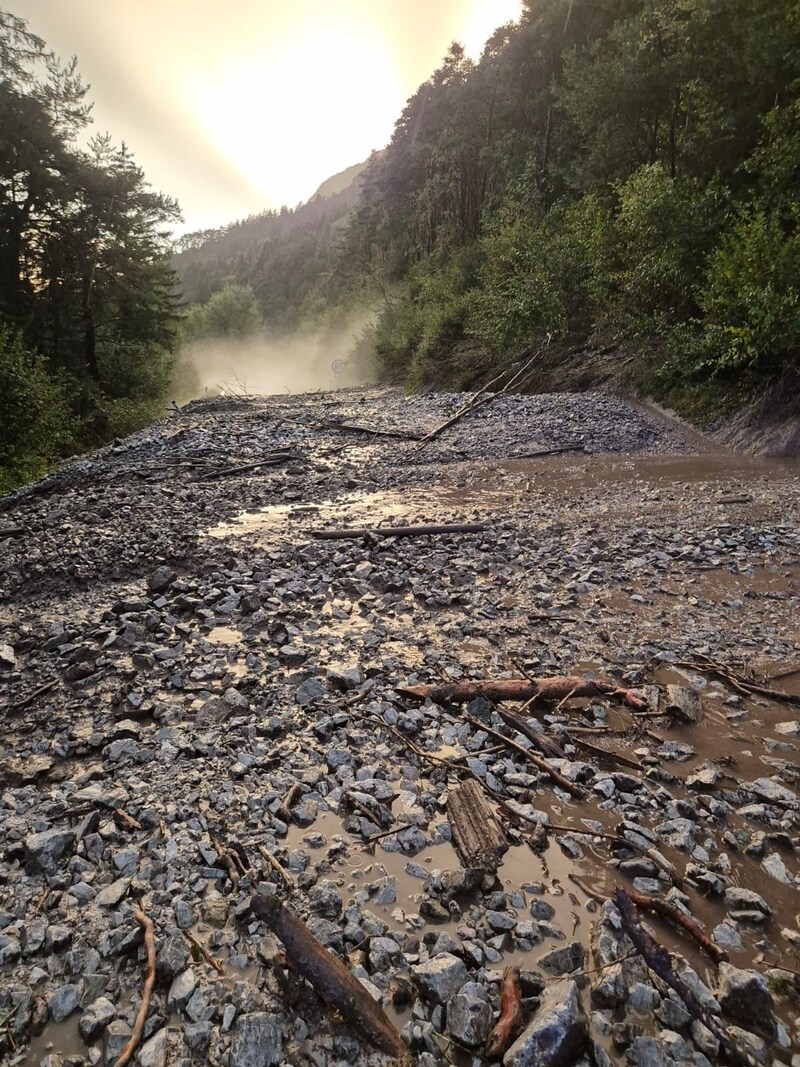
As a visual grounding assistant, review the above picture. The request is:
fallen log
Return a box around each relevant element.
[509,444,586,459]
[676,655,800,708]
[196,453,304,481]
[311,522,487,541]
[564,732,643,771]
[447,779,508,871]
[463,714,584,799]
[250,894,410,1062]
[485,966,525,1059]
[400,676,650,713]
[613,889,758,1067]
[113,907,155,1067]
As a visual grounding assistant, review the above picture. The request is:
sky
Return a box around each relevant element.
[13,0,523,233]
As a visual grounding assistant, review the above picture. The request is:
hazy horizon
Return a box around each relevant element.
[12,0,523,233]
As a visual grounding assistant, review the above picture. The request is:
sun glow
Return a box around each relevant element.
[192,25,402,208]
[461,0,524,58]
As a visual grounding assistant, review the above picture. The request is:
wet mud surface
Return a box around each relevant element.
[1,387,799,1066]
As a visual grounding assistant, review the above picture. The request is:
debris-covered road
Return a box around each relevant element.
[1,387,799,1067]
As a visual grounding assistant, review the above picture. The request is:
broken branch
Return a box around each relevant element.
[485,966,525,1059]
[250,894,410,1062]
[113,907,155,1067]
[311,522,487,541]
[400,676,649,713]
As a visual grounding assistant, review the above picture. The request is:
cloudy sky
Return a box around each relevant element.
[14,1,523,232]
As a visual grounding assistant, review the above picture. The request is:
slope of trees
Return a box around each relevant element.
[0,10,181,490]
[180,0,800,418]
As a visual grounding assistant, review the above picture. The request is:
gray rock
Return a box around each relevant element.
[147,566,176,593]
[48,984,81,1022]
[230,1012,284,1067]
[0,643,15,669]
[168,968,197,1010]
[761,851,793,885]
[504,979,587,1067]
[447,991,492,1047]
[79,996,116,1040]
[723,887,771,916]
[25,829,76,875]
[296,678,326,706]
[202,890,229,928]
[309,879,343,920]
[96,877,131,908]
[712,923,742,952]
[411,953,470,1004]
[105,1019,132,1065]
[716,964,775,1037]
[138,1027,167,1067]
[538,941,586,976]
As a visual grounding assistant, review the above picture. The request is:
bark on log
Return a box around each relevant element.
[485,965,525,1059]
[311,523,487,541]
[113,907,155,1067]
[494,706,566,759]
[447,779,508,872]
[399,676,649,713]
[250,894,410,1063]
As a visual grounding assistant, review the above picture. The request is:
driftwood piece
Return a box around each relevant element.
[322,421,421,441]
[185,931,224,974]
[311,522,487,541]
[7,679,59,714]
[250,894,409,1062]
[463,714,584,799]
[614,889,758,1067]
[417,341,547,446]
[447,779,508,871]
[196,452,304,482]
[564,731,643,771]
[675,655,800,707]
[509,444,586,459]
[113,907,155,1067]
[400,676,649,713]
[485,965,525,1059]
[495,706,566,759]
[624,888,727,964]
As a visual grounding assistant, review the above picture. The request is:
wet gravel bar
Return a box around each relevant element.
[1,387,799,1066]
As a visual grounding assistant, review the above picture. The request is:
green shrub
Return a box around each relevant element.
[698,207,800,373]
[0,325,73,491]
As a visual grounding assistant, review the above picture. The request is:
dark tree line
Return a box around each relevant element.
[1,10,181,489]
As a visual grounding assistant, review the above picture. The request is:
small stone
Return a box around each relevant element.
[168,968,197,1010]
[411,953,470,1004]
[230,1012,284,1066]
[447,992,492,1047]
[296,678,326,706]
[538,941,586,976]
[48,984,81,1022]
[25,830,76,875]
[96,878,130,908]
[202,890,229,928]
[717,964,775,1038]
[138,1028,167,1067]
[762,852,794,885]
[147,566,176,593]
[79,997,116,1040]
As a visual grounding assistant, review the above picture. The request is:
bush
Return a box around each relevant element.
[698,207,800,374]
[0,325,73,491]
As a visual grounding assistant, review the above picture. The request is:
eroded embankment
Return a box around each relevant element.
[1,387,799,1067]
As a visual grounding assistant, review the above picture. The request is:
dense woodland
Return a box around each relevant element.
[0,10,180,490]
[4,1,800,489]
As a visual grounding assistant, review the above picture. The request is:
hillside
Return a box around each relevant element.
[172,159,369,329]
[174,0,800,426]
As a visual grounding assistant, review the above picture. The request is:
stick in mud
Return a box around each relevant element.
[249,894,410,1063]
[310,522,487,541]
[485,965,525,1059]
[113,907,155,1067]
[613,889,758,1067]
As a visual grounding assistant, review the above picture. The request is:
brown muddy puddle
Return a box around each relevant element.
[206,489,450,540]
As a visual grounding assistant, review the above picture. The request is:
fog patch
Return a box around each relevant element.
[174,310,376,401]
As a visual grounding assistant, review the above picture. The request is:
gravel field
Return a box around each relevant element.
[1,386,799,1067]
